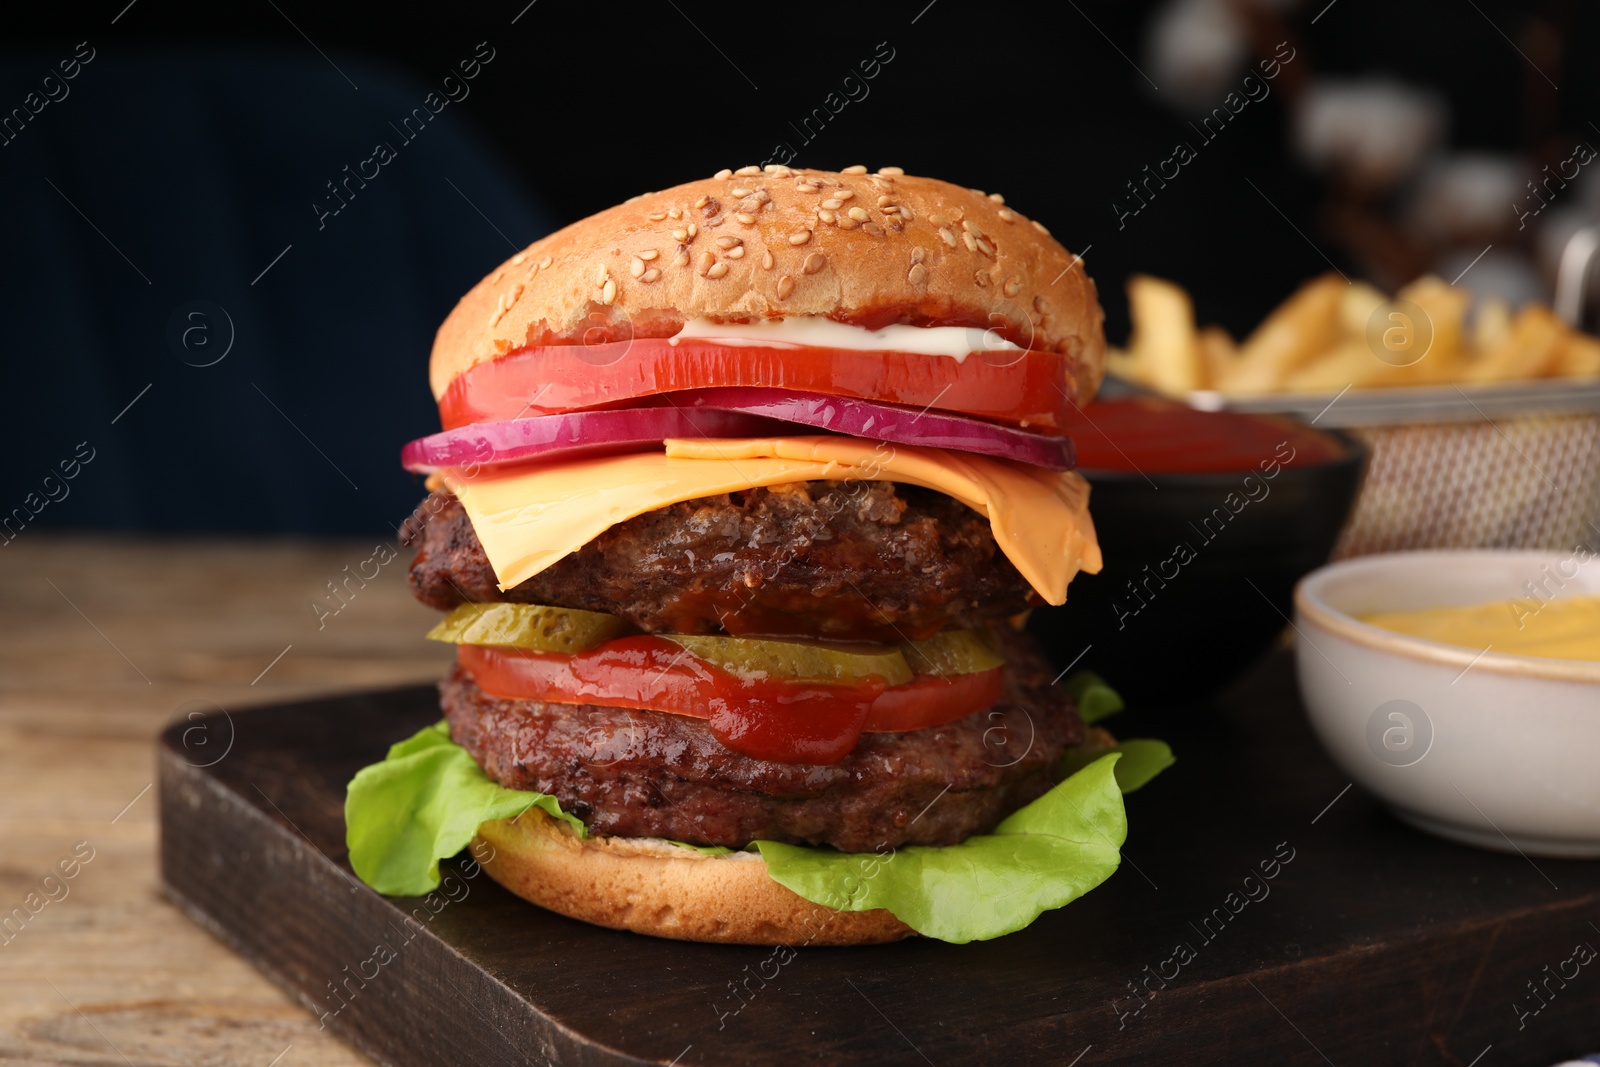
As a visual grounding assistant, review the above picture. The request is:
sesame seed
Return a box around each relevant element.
[594,263,609,285]
[672,228,688,242]
[939,227,957,247]
[976,238,994,256]
[988,192,1005,204]
[777,275,795,299]
[639,249,659,261]
[795,182,820,193]
[973,272,988,288]
[1003,276,1023,297]
[669,207,683,220]
[630,256,645,278]
[963,232,978,252]
[837,216,860,230]
[697,251,715,275]
[928,214,947,226]
[694,195,710,209]
[908,263,927,285]
[735,212,756,225]
[601,278,617,304]
[490,269,505,283]
[1032,220,1050,235]
[1033,295,1048,312]
[847,207,869,222]
[835,189,855,201]
[540,256,554,270]
[706,261,729,279]
[736,165,762,176]
[818,209,837,224]
[714,168,733,180]
[761,249,774,269]
[715,236,741,249]
[649,211,667,222]
[687,223,698,238]
[887,216,904,232]
[962,220,981,235]
[672,251,690,268]
[821,199,843,210]
[803,252,826,274]
[910,247,927,264]
[731,187,753,197]
[998,208,1016,222]
[788,230,811,245]
[970,188,986,197]
[878,166,904,176]
[863,222,884,237]
[510,252,527,265]
[841,165,868,175]
[876,195,893,208]
[641,268,661,283]
[725,245,745,259]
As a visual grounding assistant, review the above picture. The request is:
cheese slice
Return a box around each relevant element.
[436,436,1101,605]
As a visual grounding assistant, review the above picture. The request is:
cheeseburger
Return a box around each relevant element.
[347,165,1164,946]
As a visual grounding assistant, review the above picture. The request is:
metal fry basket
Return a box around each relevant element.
[1197,379,1600,557]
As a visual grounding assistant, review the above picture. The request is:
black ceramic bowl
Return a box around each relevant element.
[1028,415,1364,708]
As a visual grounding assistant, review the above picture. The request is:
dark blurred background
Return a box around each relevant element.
[4,0,1598,534]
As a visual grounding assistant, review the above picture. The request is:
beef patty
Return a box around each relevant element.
[442,628,1083,851]
[404,483,1038,642]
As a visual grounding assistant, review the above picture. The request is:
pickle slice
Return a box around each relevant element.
[899,629,1006,677]
[663,634,915,687]
[426,603,631,654]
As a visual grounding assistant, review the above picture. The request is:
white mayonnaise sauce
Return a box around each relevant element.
[667,316,1020,363]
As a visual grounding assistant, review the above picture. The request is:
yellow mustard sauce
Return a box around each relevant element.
[1362,594,1600,662]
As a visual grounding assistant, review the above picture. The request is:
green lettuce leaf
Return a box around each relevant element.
[666,840,738,856]
[345,719,1171,943]
[345,721,583,895]
[757,753,1128,943]
[1061,737,1175,794]
[1063,670,1125,724]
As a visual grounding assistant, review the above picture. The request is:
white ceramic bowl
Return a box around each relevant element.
[1294,549,1600,858]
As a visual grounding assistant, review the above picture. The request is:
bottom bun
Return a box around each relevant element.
[474,810,914,946]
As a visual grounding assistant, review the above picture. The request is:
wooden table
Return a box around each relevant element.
[0,536,450,1066]
[9,537,1600,1066]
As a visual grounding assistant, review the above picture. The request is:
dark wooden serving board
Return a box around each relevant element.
[158,653,1600,1066]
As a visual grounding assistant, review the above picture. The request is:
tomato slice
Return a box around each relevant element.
[438,339,1076,433]
[458,639,1003,765]
[866,669,1006,732]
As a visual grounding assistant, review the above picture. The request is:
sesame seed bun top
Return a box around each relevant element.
[429,165,1106,404]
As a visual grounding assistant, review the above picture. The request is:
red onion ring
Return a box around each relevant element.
[401,390,1074,474]
[400,408,788,473]
[667,389,1075,469]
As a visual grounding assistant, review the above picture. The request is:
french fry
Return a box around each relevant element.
[1472,297,1513,352]
[1105,346,1146,385]
[1338,282,1387,340]
[1114,269,1600,397]
[1556,331,1600,378]
[1283,341,1375,393]
[1464,305,1566,383]
[1392,275,1469,384]
[1197,326,1241,391]
[1228,274,1346,394]
[1126,275,1202,393]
